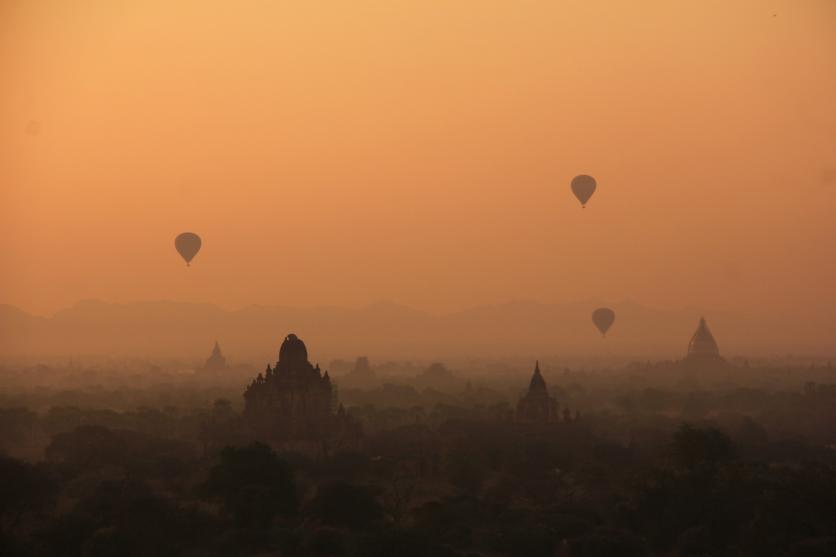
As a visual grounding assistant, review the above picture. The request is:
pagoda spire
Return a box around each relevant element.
[203,340,228,370]
[687,316,720,360]
[528,361,547,393]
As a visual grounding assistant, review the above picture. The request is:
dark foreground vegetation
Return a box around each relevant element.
[1,364,836,556]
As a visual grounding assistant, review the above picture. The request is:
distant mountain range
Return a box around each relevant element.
[0,299,831,363]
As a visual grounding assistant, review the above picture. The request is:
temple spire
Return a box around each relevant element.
[517,360,558,421]
[528,361,547,393]
[203,340,228,371]
[686,316,721,360]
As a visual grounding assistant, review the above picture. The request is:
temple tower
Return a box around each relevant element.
[685,317,723,362]
[202,341,228,371]
[516,361,559,422]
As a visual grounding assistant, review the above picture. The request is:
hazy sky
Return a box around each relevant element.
[2,0,835,317]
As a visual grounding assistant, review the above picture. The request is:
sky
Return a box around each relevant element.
[2,0,835,322]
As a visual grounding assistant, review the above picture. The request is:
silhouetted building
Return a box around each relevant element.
[685,317,724,363]
[341,356,377,387]
[202,341,228,371]
[415,362,458,390]
[420,362,453,380]
[244,334,360,443]
[516,361,559,422]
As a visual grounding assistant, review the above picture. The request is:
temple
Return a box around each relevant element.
[415,362,458,390]
[244,334,360,443]
[202,341,228,372]
[684,317,724,363]
[516,361,559,422]
[341,356,377,387]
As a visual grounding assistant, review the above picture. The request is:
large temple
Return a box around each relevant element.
[684,317,724,363]
[244,334,360,443]
[516,361,560,422]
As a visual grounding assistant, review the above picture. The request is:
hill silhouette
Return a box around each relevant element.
[0,299,831,362]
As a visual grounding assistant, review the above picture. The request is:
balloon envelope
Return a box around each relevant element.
[592,307,615,337]
[175,232,201,266]
[571,175,597,207]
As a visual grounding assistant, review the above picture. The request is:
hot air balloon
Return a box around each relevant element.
[175,232,201,266]
[571,175,597,208]
[592,307,615,337]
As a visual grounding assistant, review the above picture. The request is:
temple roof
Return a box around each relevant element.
[350,356,375,377]
[204,340,227,369]
[528,361,547,394]
[517,360,558,421]
[248,334,330,394]
[687,317,720,359]
[279,333,308,366]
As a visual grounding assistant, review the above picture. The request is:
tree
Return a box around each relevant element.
[670,423,734,472]
[0,455,53,532]
[308,482,383,529]
[204,443,298,527]
[382,465,419,525]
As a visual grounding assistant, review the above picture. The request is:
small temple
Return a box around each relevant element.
[516,361,560,422]
[684,317,724,363]
[202,341,228,372]
[244,334,360,444]
[341,356,377,387]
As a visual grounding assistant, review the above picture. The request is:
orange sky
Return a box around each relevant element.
[2,0,835,320]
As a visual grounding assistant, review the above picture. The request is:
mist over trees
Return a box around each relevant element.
[2,352,836,556]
